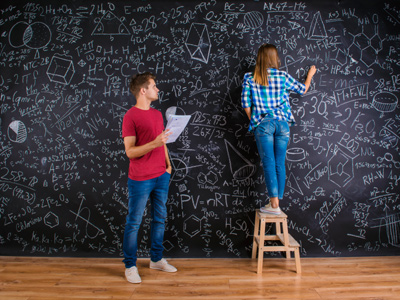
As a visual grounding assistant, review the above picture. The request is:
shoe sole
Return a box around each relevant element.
[126,277,141,284]
[150,266,177,272]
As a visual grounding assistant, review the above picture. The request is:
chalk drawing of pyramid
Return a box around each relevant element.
[308,11,327,40]
[92,11,130,36]
[225,140,256,180]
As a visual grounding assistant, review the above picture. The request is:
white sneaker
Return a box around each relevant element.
[125,266,141,283]
[260,203,281,215]
[150,258,177,272]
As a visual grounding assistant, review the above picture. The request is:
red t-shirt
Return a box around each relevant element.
[122,107,166,181]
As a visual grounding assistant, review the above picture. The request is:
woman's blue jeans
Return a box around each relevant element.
[123,172,170,268]
[254,118,290,200]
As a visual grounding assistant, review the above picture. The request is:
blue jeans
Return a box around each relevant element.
[254,118,290,200]
[123,172,170,268]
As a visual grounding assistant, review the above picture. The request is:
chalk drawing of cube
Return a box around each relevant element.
[47,55,75,85]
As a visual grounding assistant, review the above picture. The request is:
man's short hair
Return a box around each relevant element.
[129,72,156,97]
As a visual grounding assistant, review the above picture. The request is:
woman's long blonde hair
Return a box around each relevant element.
[253,44,281,86]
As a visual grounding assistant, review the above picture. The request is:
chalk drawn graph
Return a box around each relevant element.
[373,213,400,248]
[69,195,105,239]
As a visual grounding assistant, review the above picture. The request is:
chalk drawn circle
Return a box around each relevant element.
[8,120,27,143]
[170,158,188,181]
[286,148,305,162]
[9,21,29,47]
[233,164,256,180]
[372,92,398,113]
[383,152,393,162]
[24,22,52,49]
[165,106,186,121]
[244,11,264,29]
[9,21,51,49]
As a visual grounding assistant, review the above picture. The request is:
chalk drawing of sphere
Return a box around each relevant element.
[244,11,264,29]
[8,120,27,143]
[9,21,51,49]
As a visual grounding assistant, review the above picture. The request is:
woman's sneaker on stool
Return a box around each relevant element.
[260,203,281,215]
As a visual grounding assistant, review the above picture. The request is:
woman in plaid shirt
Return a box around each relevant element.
[241,44,316,215]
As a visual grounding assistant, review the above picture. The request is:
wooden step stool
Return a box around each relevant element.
[252,209,301,274]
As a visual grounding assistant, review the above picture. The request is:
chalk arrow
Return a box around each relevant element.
[333,111,342,118]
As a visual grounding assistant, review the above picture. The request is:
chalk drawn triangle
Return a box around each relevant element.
[287,173,303,195]
[92,11,130,36]
[111,103,128,119]
[288,20,301,30]
[308,11,327,40]
[224,139,256,180]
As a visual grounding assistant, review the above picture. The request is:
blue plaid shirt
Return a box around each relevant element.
[241,68,305,131]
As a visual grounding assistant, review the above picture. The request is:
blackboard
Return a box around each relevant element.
[1,0,399,258]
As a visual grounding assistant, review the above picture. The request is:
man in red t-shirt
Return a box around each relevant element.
[122,72,177,284]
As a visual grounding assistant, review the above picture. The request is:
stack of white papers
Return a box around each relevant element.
[165,115,191,143]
